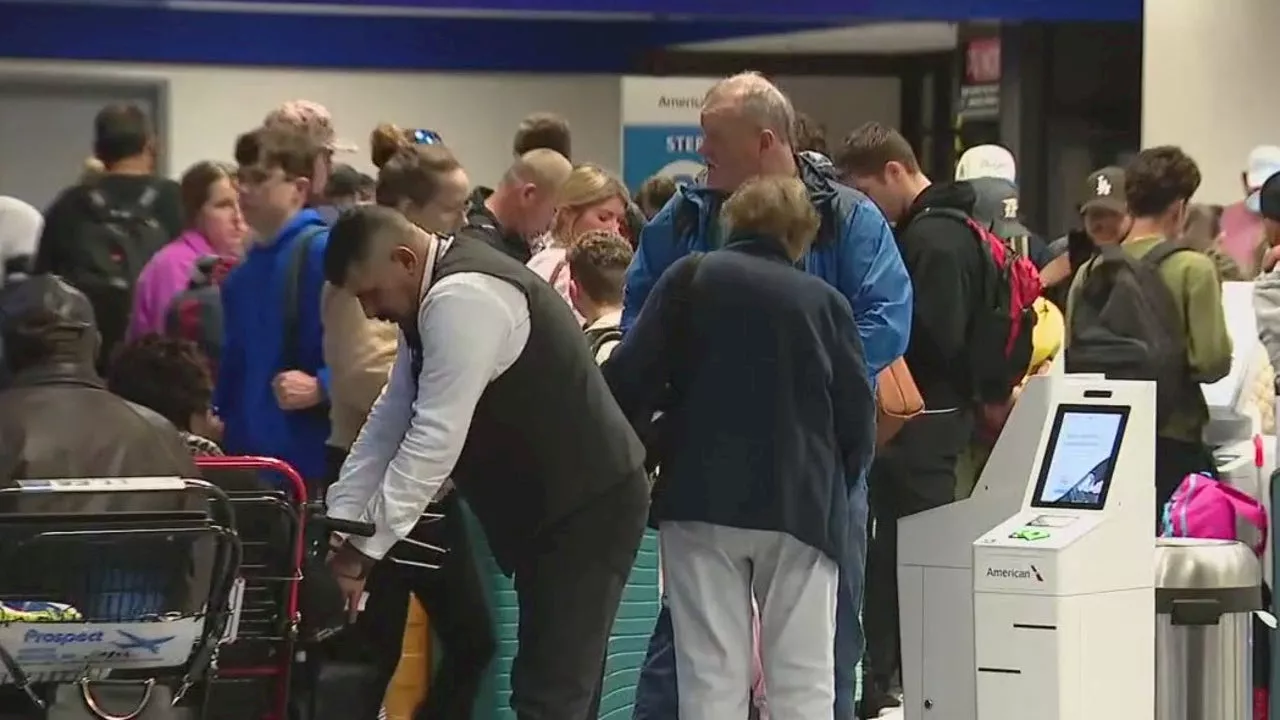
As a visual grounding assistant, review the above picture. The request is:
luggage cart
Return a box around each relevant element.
[0,475,241,719]
[193,456,373,720]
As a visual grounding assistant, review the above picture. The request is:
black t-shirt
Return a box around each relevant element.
[34,174,183,277]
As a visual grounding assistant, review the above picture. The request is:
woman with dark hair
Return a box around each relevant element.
[128,160,245,338]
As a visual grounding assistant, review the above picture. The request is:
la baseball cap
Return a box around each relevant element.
[1258,172,1280,221]
[1080,166,1127,214]
[955,145,1017,184]
[263,100,357,153]
[1245,145,1280,213]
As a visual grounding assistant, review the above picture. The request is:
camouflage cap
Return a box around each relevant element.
[263,100,356,152]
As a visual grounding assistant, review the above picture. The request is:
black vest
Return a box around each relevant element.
[396,236,645,573]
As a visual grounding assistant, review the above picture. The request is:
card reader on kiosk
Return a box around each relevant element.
[973,378,1155,720]
[897,373,1060,720]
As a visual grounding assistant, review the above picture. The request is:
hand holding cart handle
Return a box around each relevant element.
[310,510,375,538]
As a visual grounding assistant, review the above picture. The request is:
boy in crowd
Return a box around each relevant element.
[835,122,985,718]
[1066,146,1230,512]
[567,229,632,364]
[217,126,332,487]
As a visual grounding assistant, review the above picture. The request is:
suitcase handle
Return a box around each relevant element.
[78,677,156,720]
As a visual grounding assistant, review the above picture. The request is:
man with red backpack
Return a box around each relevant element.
[835,123,1039,719]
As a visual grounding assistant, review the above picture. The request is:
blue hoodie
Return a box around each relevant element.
[215,209,331,481]
[622,153,912,376]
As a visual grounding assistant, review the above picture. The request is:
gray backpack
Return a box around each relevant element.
[1065,241,1197,425]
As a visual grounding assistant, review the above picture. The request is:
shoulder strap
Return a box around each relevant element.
[136,184,158,212]
[1140,240,1191,269]
[587,326,623,360]
[281,226,326,372]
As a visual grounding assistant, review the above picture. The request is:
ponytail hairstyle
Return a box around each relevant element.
[375,144,463,209]
[370,123,413,170]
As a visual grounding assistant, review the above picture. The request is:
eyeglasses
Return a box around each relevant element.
[410,129,443,146]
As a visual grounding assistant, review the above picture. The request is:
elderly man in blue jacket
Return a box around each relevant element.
[624,72,912,720]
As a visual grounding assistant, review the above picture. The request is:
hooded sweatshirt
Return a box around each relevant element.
[215,209,331,481]
[129,229,228,339]
[895,181,988,410]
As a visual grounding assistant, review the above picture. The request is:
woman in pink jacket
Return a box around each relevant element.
[526,163,629,321]
[128,161,245,339]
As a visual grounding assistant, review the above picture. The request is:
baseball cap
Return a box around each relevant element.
[967,177,1032,241]
[1258,172,1280,221]
[1245,145,1280,213]
[1080,166,1127,214]
[0,275,95,339]
[263,100,356,153]
[955,145,1017,184]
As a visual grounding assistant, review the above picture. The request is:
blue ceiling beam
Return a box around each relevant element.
[154,0,1142,22]
[0,3,836,73]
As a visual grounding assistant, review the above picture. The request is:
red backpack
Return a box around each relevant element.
[912,207,1042,403]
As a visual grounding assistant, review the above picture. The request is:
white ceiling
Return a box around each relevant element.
[674,21,960,55]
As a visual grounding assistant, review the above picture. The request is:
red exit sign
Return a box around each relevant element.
[965,37,1002,85]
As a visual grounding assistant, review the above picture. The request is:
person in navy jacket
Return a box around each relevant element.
[605,174,876,719]
[622,72,911,720]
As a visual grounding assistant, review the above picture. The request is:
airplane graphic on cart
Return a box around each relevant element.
[112,630,175,655]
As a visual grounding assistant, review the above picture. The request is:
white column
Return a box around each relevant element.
[1143,0,1280,204]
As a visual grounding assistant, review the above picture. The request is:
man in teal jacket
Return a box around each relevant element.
[624,73,912,720]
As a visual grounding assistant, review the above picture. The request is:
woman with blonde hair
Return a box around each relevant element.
[527,163,628,316]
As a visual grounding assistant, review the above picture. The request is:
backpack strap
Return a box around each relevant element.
[136,184,158,212]
[587,326,623,362]
[280,226,327,372]
[1139,240,1193,269]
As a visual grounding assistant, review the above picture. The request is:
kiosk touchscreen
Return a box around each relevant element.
[898,375,1108,720]
[972,379,1155,720]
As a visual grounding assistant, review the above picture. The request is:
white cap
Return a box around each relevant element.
[955,144,1017,184]
[1246,145,1280,190]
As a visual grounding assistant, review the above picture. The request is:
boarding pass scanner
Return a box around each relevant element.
[898,373,1074,720]
[973,378,1155,720]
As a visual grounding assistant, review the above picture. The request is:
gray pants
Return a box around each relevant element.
[662,521,838,720]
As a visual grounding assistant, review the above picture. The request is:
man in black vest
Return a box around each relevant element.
[321,205,649,720]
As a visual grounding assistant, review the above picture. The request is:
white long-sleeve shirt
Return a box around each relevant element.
[325,242,531,560]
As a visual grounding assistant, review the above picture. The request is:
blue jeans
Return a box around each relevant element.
[633,478,870,720]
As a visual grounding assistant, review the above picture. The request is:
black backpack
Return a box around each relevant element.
[72,185,169,368]
[1065,242,1198,425]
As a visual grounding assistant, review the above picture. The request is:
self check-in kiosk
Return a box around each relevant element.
[899,373,1088,720]
[972,378,1155,720]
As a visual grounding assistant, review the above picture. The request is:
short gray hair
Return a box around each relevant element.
[704,72,796,146]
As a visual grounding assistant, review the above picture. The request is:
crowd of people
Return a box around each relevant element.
[0,66,1275,720]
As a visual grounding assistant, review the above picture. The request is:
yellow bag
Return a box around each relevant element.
[383,598,431,720]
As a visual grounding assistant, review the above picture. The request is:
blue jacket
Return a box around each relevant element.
[621,153,912,377]
[215,209,331,481]
[605,237,878,559]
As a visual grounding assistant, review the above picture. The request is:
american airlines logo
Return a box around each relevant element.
[659,96,702,109]
[986,565,1044,582]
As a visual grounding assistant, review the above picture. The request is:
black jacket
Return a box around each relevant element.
[896,182,987,410]
[460,186,532,263]
[603,237,877,560]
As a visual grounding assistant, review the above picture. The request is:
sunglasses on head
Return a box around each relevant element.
[410,129,443,146]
